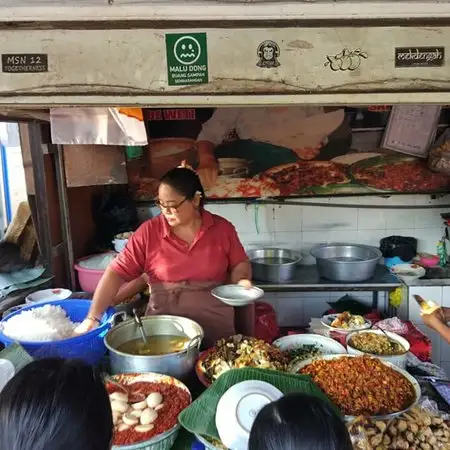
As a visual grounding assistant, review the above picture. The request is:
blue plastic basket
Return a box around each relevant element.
[0,299,115,365]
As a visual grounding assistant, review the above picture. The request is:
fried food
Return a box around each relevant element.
[331,311,366,329]
[299,356,416,416]
[201,335,289,382]
[349,332,406,356]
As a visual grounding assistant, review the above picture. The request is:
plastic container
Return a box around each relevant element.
[346,329,410,369]
[74,253,117,292]
[0,299,115,364]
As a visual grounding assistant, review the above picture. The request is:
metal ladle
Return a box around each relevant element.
[133,308,148,344]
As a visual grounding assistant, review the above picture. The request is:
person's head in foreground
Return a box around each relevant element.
[0,358,113,450]
[157,165,205,228]
[248,393,353,450]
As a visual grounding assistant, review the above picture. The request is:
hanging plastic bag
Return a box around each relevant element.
[50,107,148,146]
[428,128,450,175]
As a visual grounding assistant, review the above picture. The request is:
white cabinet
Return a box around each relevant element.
[407,286,442,324]
[415,324,441,366]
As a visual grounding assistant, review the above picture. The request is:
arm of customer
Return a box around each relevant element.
[74,222,149,334]
[422,308,450,345]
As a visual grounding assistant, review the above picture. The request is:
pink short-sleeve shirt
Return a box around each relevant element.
[110,210,248,283]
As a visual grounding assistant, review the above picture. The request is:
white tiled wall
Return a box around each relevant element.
[139,194,450,327]
[203,194,449,257]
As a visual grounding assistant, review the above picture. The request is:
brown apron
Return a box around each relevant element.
[145,281,236,348]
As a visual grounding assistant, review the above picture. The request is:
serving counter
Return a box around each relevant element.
[255,264,401,310]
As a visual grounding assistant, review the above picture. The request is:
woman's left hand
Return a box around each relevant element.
[237,279,253,290]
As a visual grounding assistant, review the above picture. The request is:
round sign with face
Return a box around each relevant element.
[174,36,202,65]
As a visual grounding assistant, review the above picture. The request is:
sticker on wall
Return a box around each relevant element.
[2,54,48,73]
[256,40,281,68]
[395,47,444,68]
[324,48,368,72]
[165,33,208,86]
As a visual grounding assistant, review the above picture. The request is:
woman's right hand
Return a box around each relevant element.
[73,317,99,335]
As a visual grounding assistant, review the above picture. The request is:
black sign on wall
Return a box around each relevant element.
[1,54,48,73]
[395,47,445,68]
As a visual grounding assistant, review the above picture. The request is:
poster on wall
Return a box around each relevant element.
[126,106,450,201]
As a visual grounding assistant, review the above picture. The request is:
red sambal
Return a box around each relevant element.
[106,381,190,446]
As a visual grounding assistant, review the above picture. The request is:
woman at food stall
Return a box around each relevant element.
[76,166,253,347]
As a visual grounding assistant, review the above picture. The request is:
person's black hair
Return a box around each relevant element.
[160,167,206,208]
[248,393,353,450]
[0,358,113,450]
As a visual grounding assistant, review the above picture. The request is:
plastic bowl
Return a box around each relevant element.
[346,329,409,369]
[0,299,115,364]
[74,253,117,292]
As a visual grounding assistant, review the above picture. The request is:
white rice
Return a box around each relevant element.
[78,253,116,270]
[1,305,80,342]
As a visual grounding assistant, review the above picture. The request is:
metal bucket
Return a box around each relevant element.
[311,243,381,282]
[104,313,203,380]
[248,248,301,283]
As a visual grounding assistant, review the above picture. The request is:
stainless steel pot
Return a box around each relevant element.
[248,248,302,283]
[104,313,203,379]
[310,243,381,282]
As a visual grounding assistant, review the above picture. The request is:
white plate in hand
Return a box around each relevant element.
[211,285,264,307]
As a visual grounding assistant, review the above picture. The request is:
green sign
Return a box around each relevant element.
[165,33,208,86]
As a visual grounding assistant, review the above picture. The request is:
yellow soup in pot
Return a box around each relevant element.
[118,335,190,356]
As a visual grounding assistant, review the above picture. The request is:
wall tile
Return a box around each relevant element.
[413,228,443,254]
[273,205,302,232]
[357,209,387,230]
[329,230,359,243]
[302,206,358,231]
[273,232,302,251]
[356,229,388,247]
[414,208,447,229]
[385,210,415,230]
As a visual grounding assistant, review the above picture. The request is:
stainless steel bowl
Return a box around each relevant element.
[104,314,203,380]
[310,243,381,282]
[248,248,302,283]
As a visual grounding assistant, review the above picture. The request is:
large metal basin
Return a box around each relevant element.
[104,314,203,380]
[310,243,381,282]
[248,248,302,283]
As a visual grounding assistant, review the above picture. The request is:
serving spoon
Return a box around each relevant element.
[133,308,148,344]
[102,373,146,403]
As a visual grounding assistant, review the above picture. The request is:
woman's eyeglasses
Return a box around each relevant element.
[155,198,187,212]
